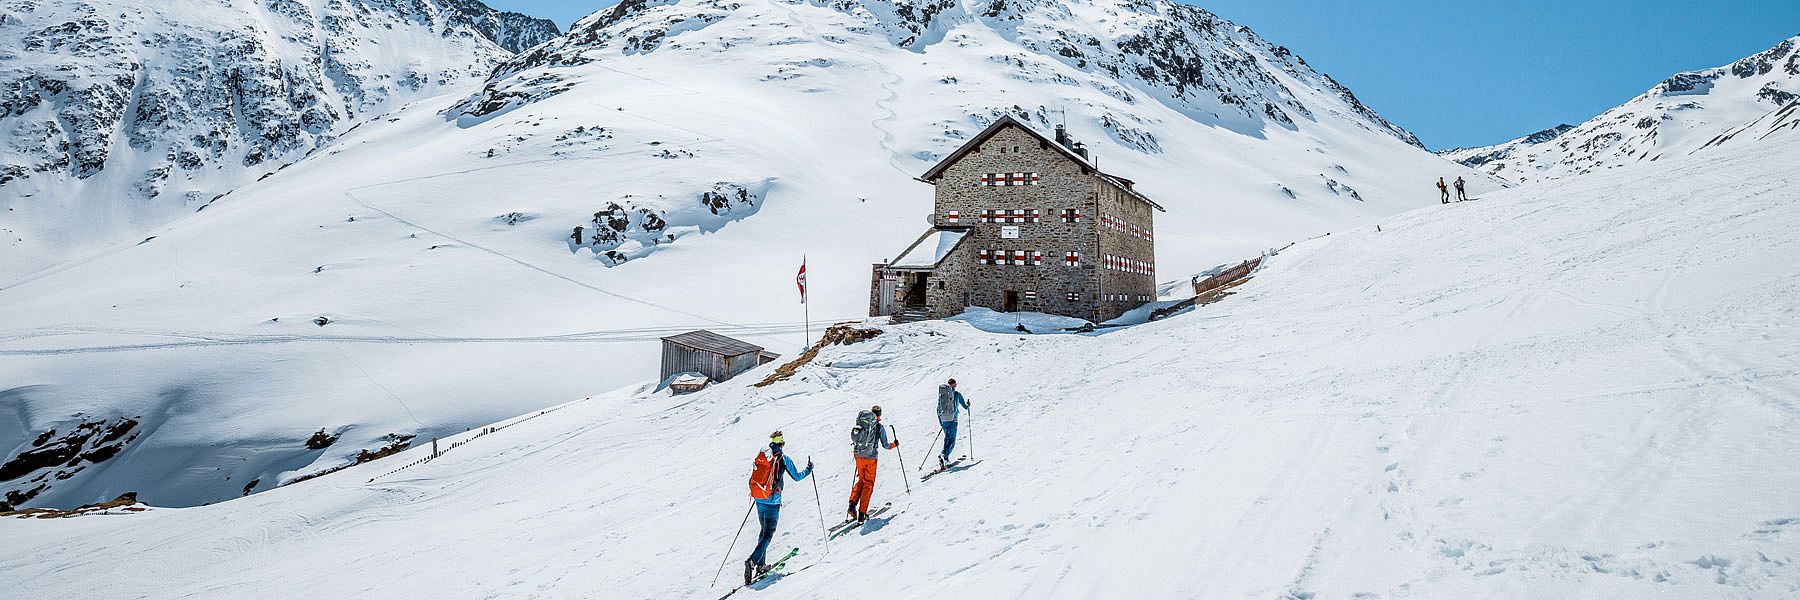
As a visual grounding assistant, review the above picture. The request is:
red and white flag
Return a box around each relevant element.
[796,259,807,304]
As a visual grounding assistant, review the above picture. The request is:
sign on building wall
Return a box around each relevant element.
[1001,226,1020,239]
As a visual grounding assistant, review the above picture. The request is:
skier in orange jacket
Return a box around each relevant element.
[847,405,896,523]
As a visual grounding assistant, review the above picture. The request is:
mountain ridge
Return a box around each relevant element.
[0,0,559,278]
[1441,34,1800,183]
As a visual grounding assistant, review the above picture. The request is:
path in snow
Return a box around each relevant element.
[3,119,1797,598]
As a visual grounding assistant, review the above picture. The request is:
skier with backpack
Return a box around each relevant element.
[846,405,897,523]
[1436,177,1450,204]
[936,379,970,469]
[745,430,812,585]
[1454,176,1469,202]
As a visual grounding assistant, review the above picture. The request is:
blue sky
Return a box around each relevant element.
[484,0,1800,149]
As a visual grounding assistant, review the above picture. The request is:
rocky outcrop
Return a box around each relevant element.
[1,417,141,507]
[453,0,1422,149]
[1440,35,1800,183]
[0,0,555,276]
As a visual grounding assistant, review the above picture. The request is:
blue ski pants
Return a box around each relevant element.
[749,502,781,565]
[939,420,958,460]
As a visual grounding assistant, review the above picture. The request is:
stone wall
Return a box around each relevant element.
[1095,179,1158,320]
[930,124,1105,320]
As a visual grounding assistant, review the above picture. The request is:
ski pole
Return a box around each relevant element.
[711,502,754,587]
[809,455,828,555]
[890,425,912,494]
[920,426,942,471]
[967,406,975,460]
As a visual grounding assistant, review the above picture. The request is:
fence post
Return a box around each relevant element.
[432,438,439,458]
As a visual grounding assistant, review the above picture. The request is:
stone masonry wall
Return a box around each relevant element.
[930,124,1104,321]
[1095,180,1157,320]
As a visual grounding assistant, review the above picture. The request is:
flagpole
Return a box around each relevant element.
[802,256,810,353]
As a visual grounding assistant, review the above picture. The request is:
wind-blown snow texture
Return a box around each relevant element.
[4,119,1798,598]
[1441,34,1800,184]
[0,0,1487,509]
[0,0,558,278]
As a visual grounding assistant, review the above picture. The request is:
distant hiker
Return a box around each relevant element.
[936,379,970,468]
[1454,176,1468,202]
[847,405,897,523]
[1436,177,1450,204]
[571,226,584,245]
[746,430,812,584]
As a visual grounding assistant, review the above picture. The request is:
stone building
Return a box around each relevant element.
[871,115,1164,323]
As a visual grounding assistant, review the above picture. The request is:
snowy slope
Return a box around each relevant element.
[4,115,1798,598]
[1441,34,1800,184]
[0,0,1488,509]
[0,0,558,279]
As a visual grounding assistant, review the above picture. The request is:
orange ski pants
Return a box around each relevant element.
[847,456,879,513]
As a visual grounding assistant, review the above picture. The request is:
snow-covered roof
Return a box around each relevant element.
[918,115,1165,212]
[890,228,970,268]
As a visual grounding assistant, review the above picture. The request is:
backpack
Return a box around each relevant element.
[748,449,781,499]
[850,411,880,457]
[937,384,958,422]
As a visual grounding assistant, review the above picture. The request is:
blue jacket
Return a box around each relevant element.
[754,452,812,506]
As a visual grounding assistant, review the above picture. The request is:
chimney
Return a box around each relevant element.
[1054,123,1071,147]
[1071,141,1088,160]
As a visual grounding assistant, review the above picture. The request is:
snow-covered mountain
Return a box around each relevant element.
[0,0,1486,510]
[4,113,1797,599]
[0,0,559,278]
[1441,34,1800,184]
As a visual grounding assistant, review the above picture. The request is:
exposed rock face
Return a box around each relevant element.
[454,0,1422,149]
[1440,35,1800,183]
[442,0,563,53]
[0,0,556,277]
[1,417,141,507]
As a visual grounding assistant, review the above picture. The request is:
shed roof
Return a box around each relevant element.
[660,330,764,356]
[890,227,971,268]
[918,115,1165,212]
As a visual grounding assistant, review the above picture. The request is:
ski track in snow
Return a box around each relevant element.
[1,0,1494,509]
[4,132,1799,597]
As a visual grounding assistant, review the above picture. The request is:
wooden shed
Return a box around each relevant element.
[659,330,780,385]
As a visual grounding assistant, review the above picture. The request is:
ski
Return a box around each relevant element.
[921,456,973,480]
[827,502,891,533]
[827,503,893,540]
[719,548,799,599]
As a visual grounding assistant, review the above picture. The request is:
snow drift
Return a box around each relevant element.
[3,100,1797,598]
[0,0,1485,509]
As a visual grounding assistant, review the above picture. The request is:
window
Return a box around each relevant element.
[1066,292,1079,302]
[981,249,1041,266]
[980,209,1040,223]
[1064,251,1080,267]
[979,173,1040,187]
[1060,208,1081,223]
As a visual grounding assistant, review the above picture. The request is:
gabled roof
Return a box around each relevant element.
[918,115,1165,212]
[660,330,764,356]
